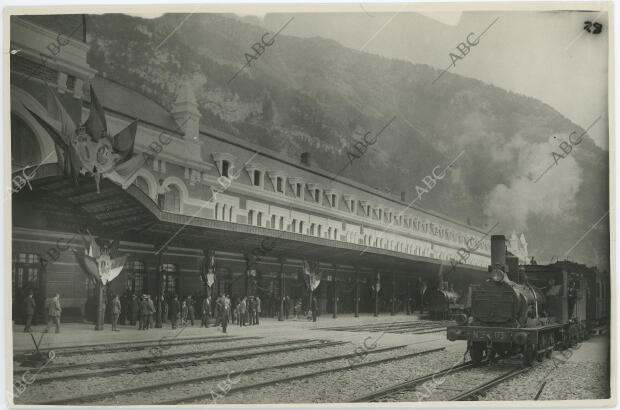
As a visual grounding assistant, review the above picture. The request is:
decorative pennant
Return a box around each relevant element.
[25,85,145,193]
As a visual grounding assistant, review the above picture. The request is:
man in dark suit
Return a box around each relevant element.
[23,290,36,332]
[169,295,180,329]
[140,295,149,330]
[201,296,211,328]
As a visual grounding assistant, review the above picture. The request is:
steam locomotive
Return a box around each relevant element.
[447,234,608,366]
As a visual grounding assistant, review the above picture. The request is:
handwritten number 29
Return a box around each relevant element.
[584,21,603,34]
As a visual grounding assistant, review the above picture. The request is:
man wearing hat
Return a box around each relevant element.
[23,290,36,332]
[169,295,180,329]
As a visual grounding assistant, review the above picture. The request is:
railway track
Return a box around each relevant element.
[15,334,258,358]
[314,320,453,334]
[37,344,411,404]
[351,361,530,402]
[15,339,341,382]
[160,346,447,405]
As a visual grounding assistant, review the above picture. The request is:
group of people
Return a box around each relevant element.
[232,296,261,326]
[22,290,62,333]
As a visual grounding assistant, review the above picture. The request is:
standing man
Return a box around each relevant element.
[311,296,318,322]
[111,294,121,331]
[255,296,261,325]
[130,294,138,326]
[147,295,155,329]
[169,295,180,329]
[140,295,149,330]
[284,296,290,320]
[45,293,62,333]
[238,297,247,326]
[23,290,36,333]
[219,294,230,333]
[201,296,211,328]
[248,296,255,325]
[187,296,195,326]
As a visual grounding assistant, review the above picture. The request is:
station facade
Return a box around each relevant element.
[10,16,528,322]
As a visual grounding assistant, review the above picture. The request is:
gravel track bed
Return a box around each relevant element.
[175,349,466,404]
[17,337,307,368]
[54,346,433,405]
[15,342,359,404]
[380,364,517,402]
[482,360,610,401]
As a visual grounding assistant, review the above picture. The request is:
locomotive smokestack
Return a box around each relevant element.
[490,235,506,271]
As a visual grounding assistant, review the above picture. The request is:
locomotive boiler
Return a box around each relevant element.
[447,234,589,366]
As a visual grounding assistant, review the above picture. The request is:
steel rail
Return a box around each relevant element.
[16,335,260,358]
[37,345,410,405]
[448,366,529,401]
[14,338,318,376]
[24,340,346,384]
[350,361,474,402]
[13,333,244,356]
[160,347,447,405]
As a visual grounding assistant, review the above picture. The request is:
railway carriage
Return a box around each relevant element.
[447,234,608,366]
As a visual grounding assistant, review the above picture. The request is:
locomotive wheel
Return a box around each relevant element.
[522,344,534,366]
[470,342,485,365]
[536,337,545,362]
[545,334,554,359]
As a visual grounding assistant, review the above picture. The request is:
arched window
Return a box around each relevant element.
[221,160,230,178]
[279,216,284,230]
[11,113,41,169]
[221,204,227,221]
[214,204,220,220]
[299,221,304,234]
[160,263,178,297]
[310,223,315,236]
[229,206,234,222]
[12,253,41,298]
[257,212,263,227]
[271,215,276,229]
[125,261,146,296]
[334,228,338,240]
[327,227,332,239]
[317,225,323,237]
[291,219,297,232]
[134,176,150,196]
[248,210,254,225]
[164,185,181,212]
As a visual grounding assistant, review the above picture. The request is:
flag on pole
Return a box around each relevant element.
[303,258,321,291]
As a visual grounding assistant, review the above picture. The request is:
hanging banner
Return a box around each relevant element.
[74,230,128,285]
[303,258,321,291]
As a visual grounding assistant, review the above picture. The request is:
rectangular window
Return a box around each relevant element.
[296,184,302,198]
[315,189,320,203]
[253,170,261,186]
[331,194,337,207]
[276,177,283,193]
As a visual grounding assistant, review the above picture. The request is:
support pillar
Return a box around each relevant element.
[406,280,411,315]
[332,266,337,319]
[278,259,285,321]
[391,275,396,316]
[155,249,163,328]
[354,270,359,318]
[374,272,379,317]
[95,283,105,330]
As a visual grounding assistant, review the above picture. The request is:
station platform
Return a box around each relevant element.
[12,313,439,352]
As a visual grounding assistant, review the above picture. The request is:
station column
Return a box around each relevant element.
[278,258,285,321]
[332,265,337,319]
[374,272,379,317]
[391,274,396,316]
[354,269,359,318]
[406,280,411,315]
[155,247,164,328]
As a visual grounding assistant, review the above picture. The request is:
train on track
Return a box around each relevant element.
[447,234,609,366]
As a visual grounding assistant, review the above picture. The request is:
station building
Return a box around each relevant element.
[10,15,529,322]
